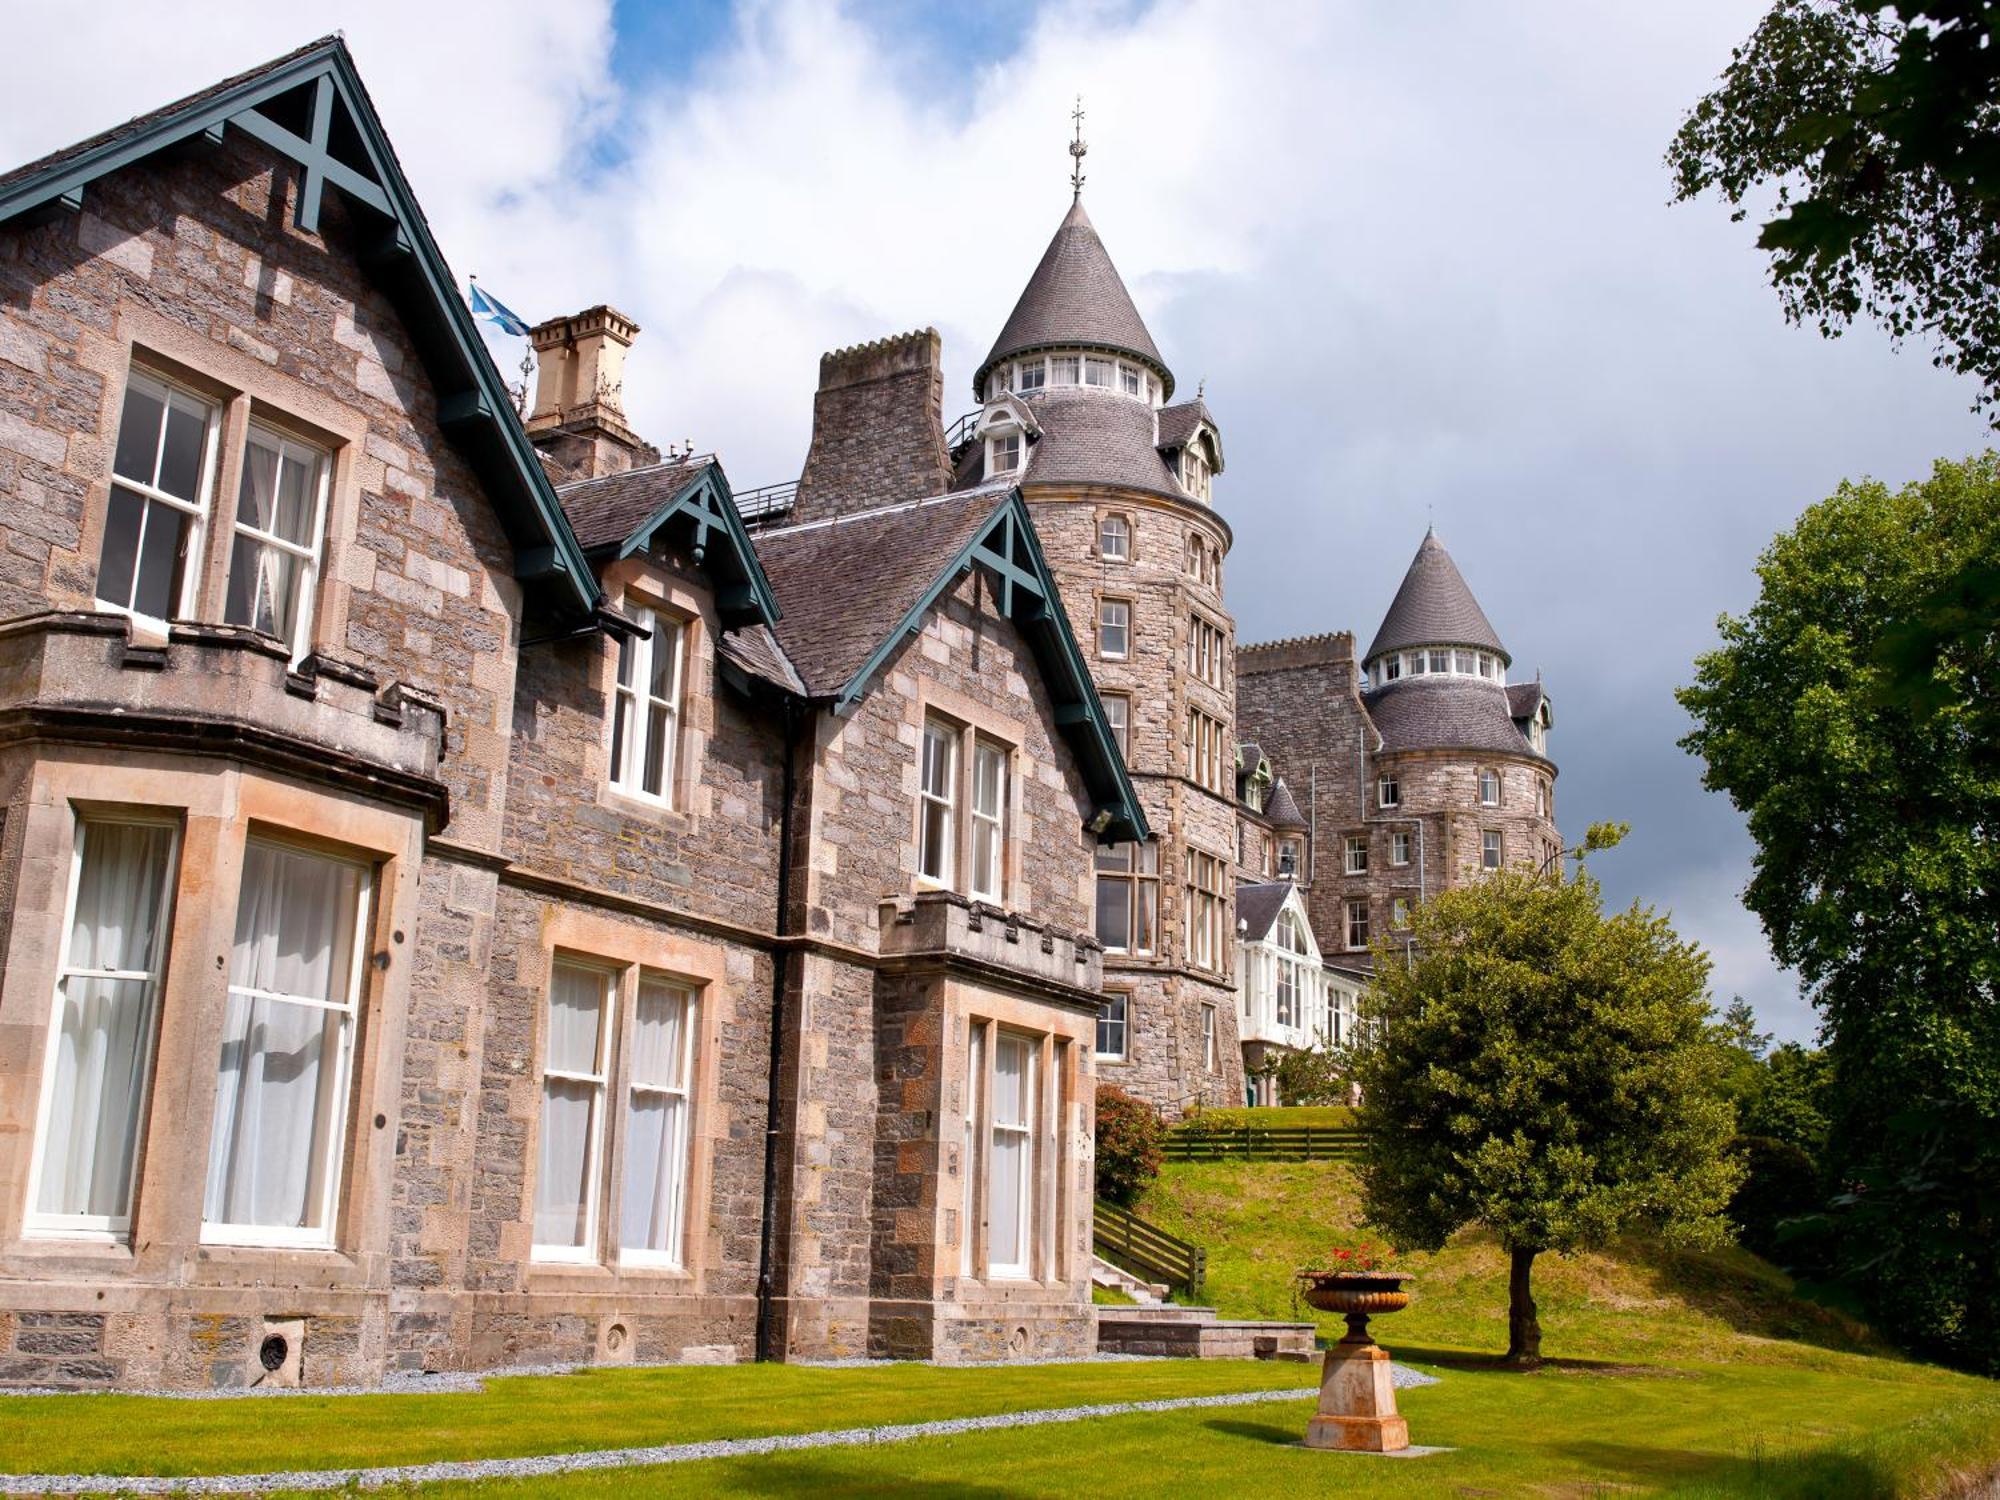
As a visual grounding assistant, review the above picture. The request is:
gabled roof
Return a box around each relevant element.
[753,482,1147,843]
[1365,531,1506,665]
[0,37,599,620]
[1506,680,1549,724]
[1155,398,1222,471]
[558,457,779,628]
[1235,881,1294,945]
[975,197,1170,400]
[957,390,1196,507]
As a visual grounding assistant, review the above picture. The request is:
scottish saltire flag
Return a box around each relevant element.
[469,282,531,336]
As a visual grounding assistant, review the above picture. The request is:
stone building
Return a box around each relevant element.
[0,38,1141,1388]
[1236,530,1561,1036]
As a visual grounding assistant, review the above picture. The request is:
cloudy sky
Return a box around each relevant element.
[6,0,1989,1040]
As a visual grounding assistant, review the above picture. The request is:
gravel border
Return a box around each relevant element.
[0,1383,1337,1494]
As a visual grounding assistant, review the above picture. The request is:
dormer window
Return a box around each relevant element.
[1181,450,1212,503]
[986,432,1022,478]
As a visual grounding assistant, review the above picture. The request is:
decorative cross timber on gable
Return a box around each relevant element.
[226,74,392,235]
[967,505,1048,620]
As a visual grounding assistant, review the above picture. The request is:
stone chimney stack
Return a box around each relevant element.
[525,305,660,484]
[789,328,951,526]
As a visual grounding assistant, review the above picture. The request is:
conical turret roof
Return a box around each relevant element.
[975,198,1170,399]
[1365,531,1507,665]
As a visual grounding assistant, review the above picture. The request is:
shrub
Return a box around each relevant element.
[1730,1134,1823,1261]
[1094,1085,1163,1206]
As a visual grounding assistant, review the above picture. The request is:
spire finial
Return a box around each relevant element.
[1069,96,1087,201]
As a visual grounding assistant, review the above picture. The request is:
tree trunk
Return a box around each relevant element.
[1505,1245,1543,1367]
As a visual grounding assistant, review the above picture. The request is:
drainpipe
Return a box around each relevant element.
[755,698,802,1363]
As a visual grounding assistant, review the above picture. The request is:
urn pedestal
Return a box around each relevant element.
[1298,1273,1412,1454]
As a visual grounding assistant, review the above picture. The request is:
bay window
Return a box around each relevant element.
[534,959,612,1260]
[28,818,179,1238]
[620,978,696,1265]
[987,1032,1037,1277]
[918,718,957,885]
[203,840,369,1245]
[970,740,1008,902]
[223,424,330,658]
[609,600,687,806]
[96,369,219,625]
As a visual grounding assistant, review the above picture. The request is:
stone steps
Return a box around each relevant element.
[1089,1254,1169,1306]
[1095,1303,1318,1361]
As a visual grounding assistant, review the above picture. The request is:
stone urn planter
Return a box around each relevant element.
[1296,1270,1414,1453]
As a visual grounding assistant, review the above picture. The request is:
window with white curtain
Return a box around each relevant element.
[534,959,611,1260]
[95,368,219,625]
[987,1032,1037,1278]
[620,977,696,1266]
[609,601,686,806]
[962,1022,983,1276]
[223,424,329,659]
[918,719,956,885]
[28,818,178,1238]
[970,741,1007,902]
[203,840,368,1245]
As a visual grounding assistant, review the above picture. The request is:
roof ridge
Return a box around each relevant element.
[756,479,1011,539]
[555,453,713,494]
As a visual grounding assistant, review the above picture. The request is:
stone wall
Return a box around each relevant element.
[790,330,951,525]
[1027,490,1243,1113]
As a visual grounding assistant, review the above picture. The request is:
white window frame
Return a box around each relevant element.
[1097,514,1130,561]
[1392,897,1411,930]
[1015,358,1046,393]
[1478,768,1501,807]
[224,421,332,662]
[1344,835,1368,875]
[618,976,698,1268]
[201,838,370,1250]
[24,815,180,1242]
[918,717,958,887]
[1345,899,1370,951]
[1095,994,1129,1060]
[1391,830,1412,867]
[986,432,1023,478]
[1483,829,1504,870]
[533,958,615,1264]
[1083,356,1114,388]
[609,601,687,808]
[1201,1005,1218,1072]
[95,367,222,632]
[1102,693,1130,759]
[1098,599,1130,660]
[1378,772,1400,808]
[962,1022,983,1275]
[1278,835,1303,879]
[1119,363,1141,396]
[987,1030,1038,1279]
[969,739,1008,903]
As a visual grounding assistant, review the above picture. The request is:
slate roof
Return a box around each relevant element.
[976,198,1170,399]
[1235,881,1294,944]
[1507,681,1547,723]
[1018,390,1189,502]
[1365,531,1507,664]
[717,623,805,696]
[558,456,712,551]
[1154,398,1221,469]
[1362,678,1542,759]
[0,37,336,197]
[753,484,1013,697]
[1266,777,1308,830]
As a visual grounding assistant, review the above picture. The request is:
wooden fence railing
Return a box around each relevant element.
[1093,1199,1206,1298]
[1163,1125,1365,1162]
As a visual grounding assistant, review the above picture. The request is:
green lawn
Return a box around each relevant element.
[5,1160,1996,1497]
[1178,1104,1356,1129]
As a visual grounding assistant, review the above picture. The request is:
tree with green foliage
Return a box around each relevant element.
[1256,1042,1350,1108]
[1349,855,1741,1367]
[1679,452,2000,1373]
[1669,1,2000,414]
